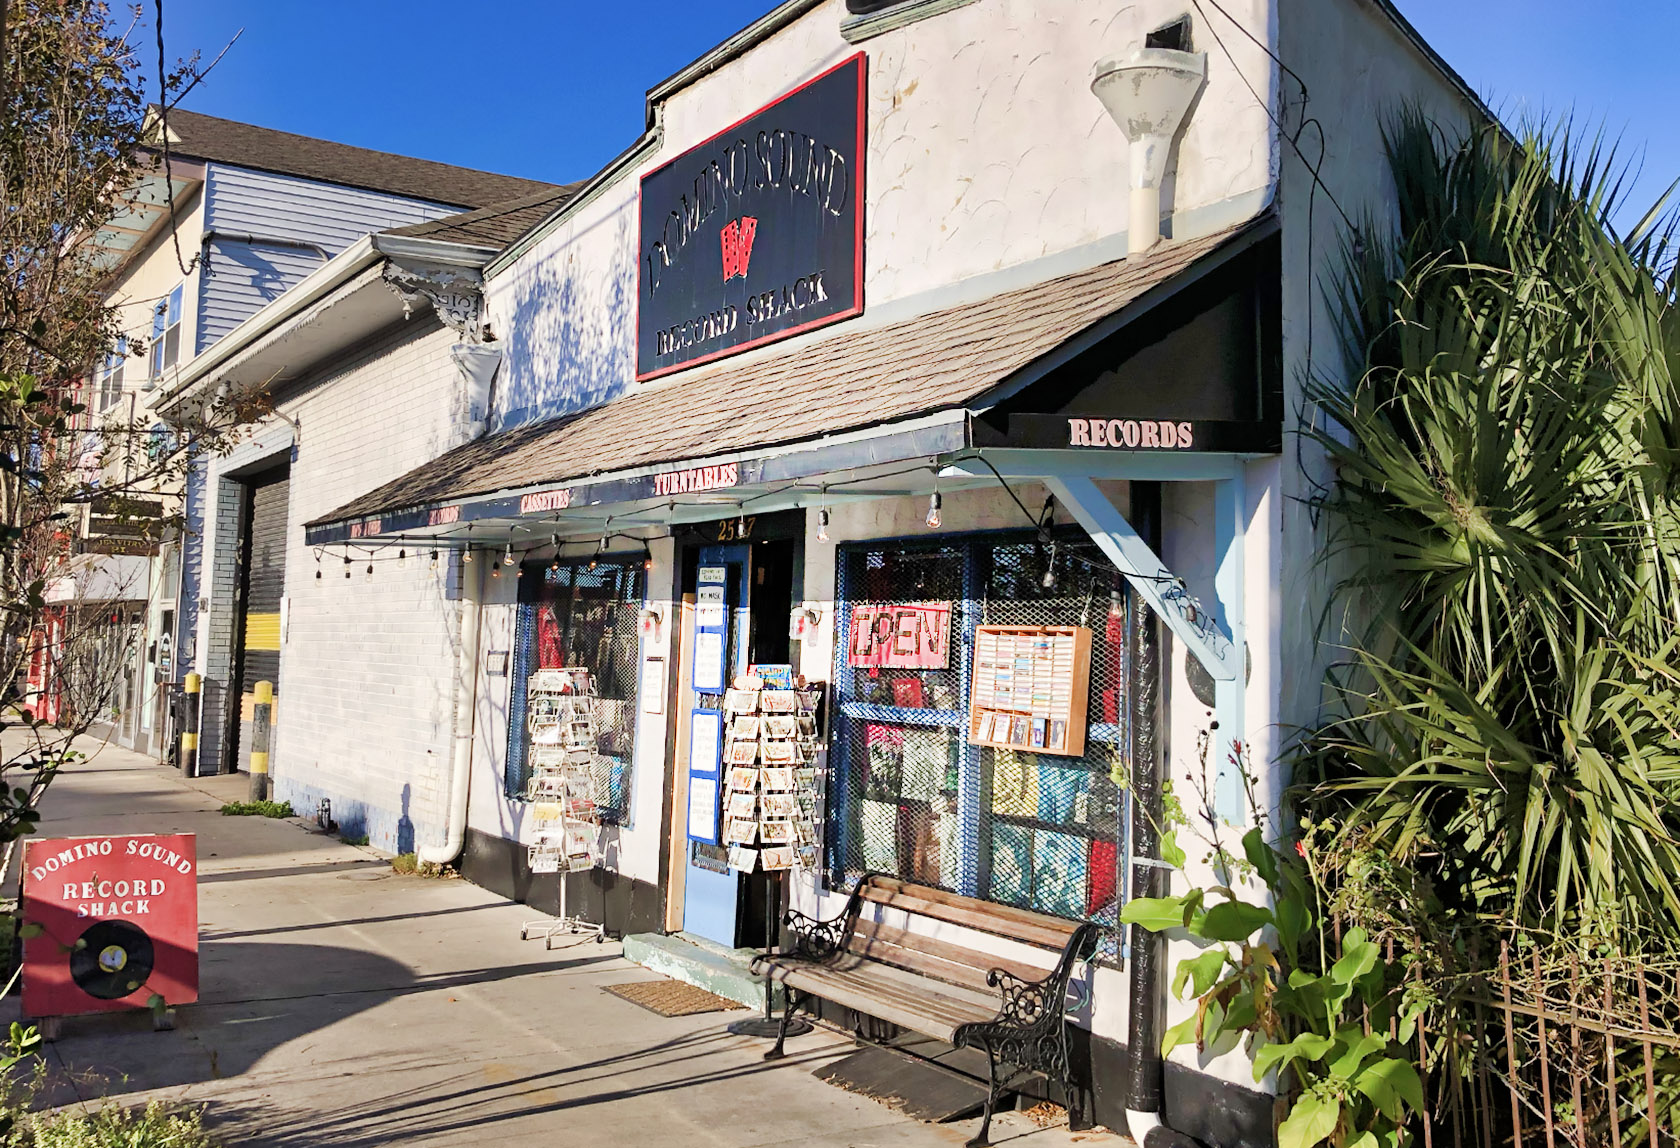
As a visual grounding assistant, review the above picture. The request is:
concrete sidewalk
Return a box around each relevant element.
[5,738,1127,1148]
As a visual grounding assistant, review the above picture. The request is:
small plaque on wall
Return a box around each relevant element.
[641,658,665,714]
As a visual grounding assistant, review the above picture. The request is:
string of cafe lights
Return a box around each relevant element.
[309,453,1189,603]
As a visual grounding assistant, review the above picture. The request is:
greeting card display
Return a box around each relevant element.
[719,671,825,873]
[521,669,606,945]
[966,626,1092,758]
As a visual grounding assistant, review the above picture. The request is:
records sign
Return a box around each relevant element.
[637,53,865,381]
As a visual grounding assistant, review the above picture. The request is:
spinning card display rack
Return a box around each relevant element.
[721,670,825,1041]
[520,669,606,947]
[719,678,824,874]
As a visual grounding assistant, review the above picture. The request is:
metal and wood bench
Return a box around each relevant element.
[751,873,1101,1147]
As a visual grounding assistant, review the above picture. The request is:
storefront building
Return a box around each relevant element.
[210,0,1489,1144]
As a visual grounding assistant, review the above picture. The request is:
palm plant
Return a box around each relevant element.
[1299,108,1680,941]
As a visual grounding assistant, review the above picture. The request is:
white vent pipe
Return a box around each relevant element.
[1090,48,1208,255]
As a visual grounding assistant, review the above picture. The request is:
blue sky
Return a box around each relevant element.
[148,1,1678,221]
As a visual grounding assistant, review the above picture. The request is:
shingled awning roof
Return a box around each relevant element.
[308,219,1260,535]
[155,108,559,210]
[380,184,587,248]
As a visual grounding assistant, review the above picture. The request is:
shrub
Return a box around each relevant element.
[217,800,293,818]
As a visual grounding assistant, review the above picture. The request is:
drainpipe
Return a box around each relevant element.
[419,555,483,865]
[1123,482,1204,1147]
[199,230,331,274]
[1088,44,1210,1144]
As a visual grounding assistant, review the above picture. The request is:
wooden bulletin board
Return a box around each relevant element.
[966,625,1092,758]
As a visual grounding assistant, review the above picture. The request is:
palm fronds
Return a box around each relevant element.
[1300,109,1680,940]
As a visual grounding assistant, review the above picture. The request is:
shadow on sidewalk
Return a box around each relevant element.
[36,939,618,1105]
[198,1026,848,1148]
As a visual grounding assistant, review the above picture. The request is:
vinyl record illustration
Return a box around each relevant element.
[69,921,154,1000]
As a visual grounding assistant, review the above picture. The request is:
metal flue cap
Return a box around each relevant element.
[1090,47,1208,174]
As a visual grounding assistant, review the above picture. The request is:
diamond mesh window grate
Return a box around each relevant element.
[827,529,1145,960]
[506,558,646,822]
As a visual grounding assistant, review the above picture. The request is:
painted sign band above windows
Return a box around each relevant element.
[636,53,866,381]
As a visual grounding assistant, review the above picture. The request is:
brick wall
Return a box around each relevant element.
[269,319,467,854]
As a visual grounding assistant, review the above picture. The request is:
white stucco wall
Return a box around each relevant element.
[487,0,1277,429]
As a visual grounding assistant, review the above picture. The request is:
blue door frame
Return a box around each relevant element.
[681,544,751,945]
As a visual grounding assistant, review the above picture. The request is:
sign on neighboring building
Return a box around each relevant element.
[847,602,951,669]
[636,53,866,381]
[21,833,199,1018]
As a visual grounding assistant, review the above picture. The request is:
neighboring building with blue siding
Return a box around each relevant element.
[195,165,457,351]
[80,107,558,762]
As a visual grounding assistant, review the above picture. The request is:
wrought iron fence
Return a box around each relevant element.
[1320,922,1680,1148]
[1416,942,1680,1148]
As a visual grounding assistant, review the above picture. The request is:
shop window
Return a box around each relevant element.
[828,531,1133,942]
[505,557,646,821]
[149,285,183,381]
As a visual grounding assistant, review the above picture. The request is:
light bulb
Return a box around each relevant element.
[502,543,515,567]
[925,491,943,530]
[490,563,500,578]
[365,562,374,583]
[817,507,830,543]
[462,548,473,564]
[429,549,438,571]
[315,567,321,580]
[1041,541,1059,590]
[549,535,561,573]
[397,548,406,569]
[343,556,352,579]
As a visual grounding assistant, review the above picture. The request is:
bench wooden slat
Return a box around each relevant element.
[765,960,997,1042]
[861,880,1076,950]
[773,953,1000,1018]
[847,918,1051,994]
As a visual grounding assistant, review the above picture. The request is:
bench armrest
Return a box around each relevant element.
[755,871,878,966]
[956,922,1103,1045]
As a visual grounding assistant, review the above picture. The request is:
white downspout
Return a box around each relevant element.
[420,557,483,865]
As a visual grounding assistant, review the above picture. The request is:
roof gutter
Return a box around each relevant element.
[374,232,501,269]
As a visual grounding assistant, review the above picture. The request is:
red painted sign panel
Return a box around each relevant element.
[847,602,952,669]
[22,833,199,1017]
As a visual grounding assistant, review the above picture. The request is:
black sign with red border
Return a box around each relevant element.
[636,53,866,380]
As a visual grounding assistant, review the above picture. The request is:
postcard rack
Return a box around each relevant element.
[720,679,824,873]
[966,625,1092,758]
[520,668,606,947]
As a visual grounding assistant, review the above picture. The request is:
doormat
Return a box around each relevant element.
[603,979,746,1017]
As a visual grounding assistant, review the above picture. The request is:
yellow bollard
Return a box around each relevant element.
[250,680,273,802]
[180,672,201,777]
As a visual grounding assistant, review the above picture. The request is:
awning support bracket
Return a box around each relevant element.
[1043,474,1247,823]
